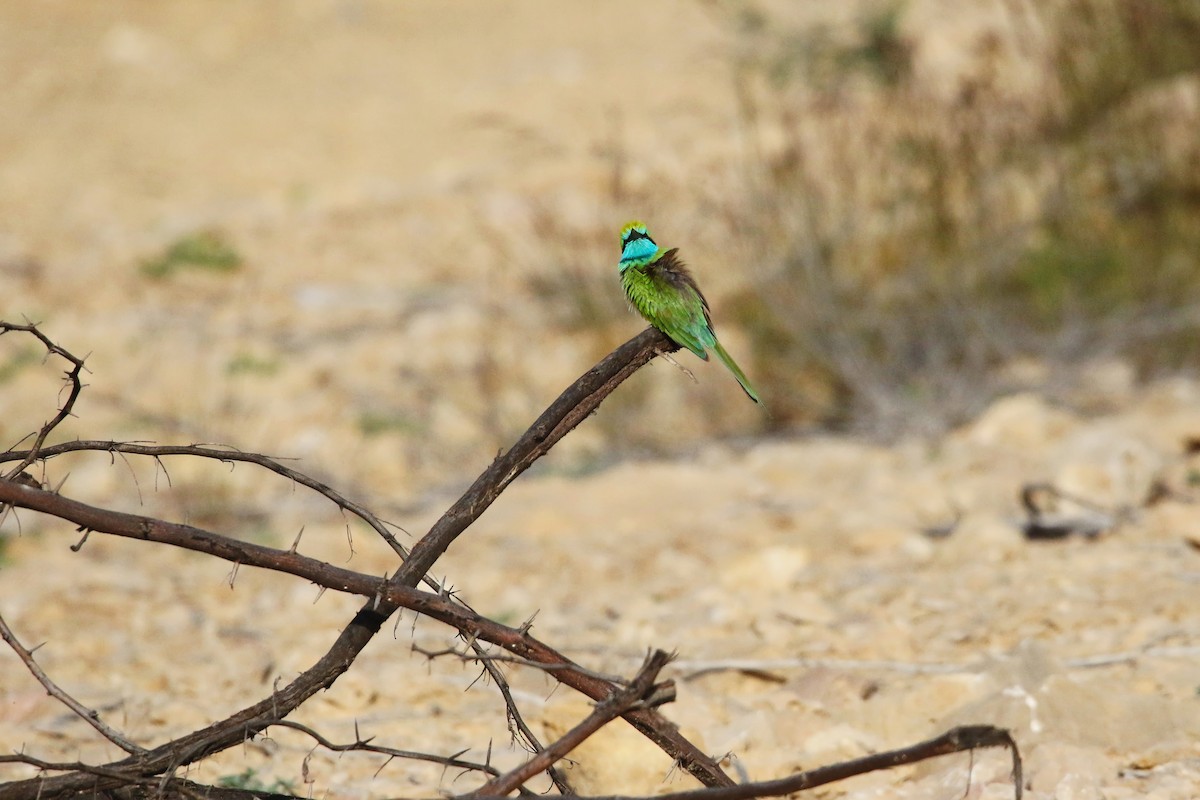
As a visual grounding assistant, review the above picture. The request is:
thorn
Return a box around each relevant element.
[70,527,91,552]
[517,610,539,636]
[373,575,386,610]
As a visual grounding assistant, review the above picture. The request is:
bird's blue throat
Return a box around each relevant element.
[619,236,659,270]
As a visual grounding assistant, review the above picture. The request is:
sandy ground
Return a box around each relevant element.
[2,2,1200,798]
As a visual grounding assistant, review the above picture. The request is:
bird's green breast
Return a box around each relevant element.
[620,258,712,359]
[621,263,666,320]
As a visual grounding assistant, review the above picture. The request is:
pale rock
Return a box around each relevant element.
[539,696,685,795]
[1050,424,1164,510]
[720,544,811,592]
[1025,743,1115,799]
[959,393,1078,450]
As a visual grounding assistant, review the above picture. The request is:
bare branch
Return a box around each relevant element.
[0,472,726,796]
[414,643,627,684]
[267,719,501,778]
[393,326,678,590]
[464,650,677,798]
[0,758,298,800]
[470,648,575,793]
[561,725,1022,800]
[0,612,145,755]
[0,440,409,559]
[0,328,727,800]
[0,754,153,788]
[0,724,1022,800]
[0,320,1029,800]
[0,321,87,479]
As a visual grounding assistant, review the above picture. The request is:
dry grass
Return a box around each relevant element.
[536,0,1200,440]
[727,0,1200,434]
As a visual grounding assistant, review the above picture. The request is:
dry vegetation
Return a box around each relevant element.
[619,0,1200,437]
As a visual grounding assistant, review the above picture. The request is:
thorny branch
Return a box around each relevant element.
[569,725,1023,800]
[0,445,570,790]
[266,720,503,782]
[465,650,677,799]
[1,323,722,800]
[0,321,1024,800]
[473,652,574,793]
[0,321,86,480]
[0,449,726,795]
[0,614,144,755]
[0,440,411,559]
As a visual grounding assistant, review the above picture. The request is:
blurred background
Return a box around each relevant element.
[4,0,1200,505]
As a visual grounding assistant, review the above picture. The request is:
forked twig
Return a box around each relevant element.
[267,719,501,779]
[464,650,677,798]
[0,322,87,480]
[0,440,410,559]
[472,651,575,793]
[414,643,627,684]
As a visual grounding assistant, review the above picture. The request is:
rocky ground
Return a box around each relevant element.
[2,2,1199,798]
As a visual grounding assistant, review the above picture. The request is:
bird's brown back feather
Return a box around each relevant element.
[650,248,713,329]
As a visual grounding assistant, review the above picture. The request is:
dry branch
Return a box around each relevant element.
[0,324,729,799]
[266,719,502,781]
[0,462,726,795]
[0,321,86,480]
[0,614,144,755]
[0,441,410,557]
[0,321,1023,799]
[465,650,677,798]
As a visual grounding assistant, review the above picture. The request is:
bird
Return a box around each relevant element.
[618,220,760,404]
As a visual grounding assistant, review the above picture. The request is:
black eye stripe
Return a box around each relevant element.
[624,229,652,244]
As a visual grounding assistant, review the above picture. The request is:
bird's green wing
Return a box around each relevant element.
[647,249,716,359]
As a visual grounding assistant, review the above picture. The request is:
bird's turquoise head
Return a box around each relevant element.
[619,220,659,271]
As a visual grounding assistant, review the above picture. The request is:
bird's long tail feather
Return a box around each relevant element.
[711,340,761,404]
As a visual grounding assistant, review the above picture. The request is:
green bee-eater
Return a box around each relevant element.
[618,221,761,404]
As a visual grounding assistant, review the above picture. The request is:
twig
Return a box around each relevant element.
[658,351,698,384]
[0,440,409,559]
[0,612,145,755]
[414,643,628,684]
[675,656,970,679]
[560,725,1022,800]
[464,650,677,798]
[0,757,297,800]
[1063,645,1200,668]
[0,321,87,480]
[267,719,500,778]
[472,651,575,794]
[0,754,152,788]
[676,645,1200,679]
